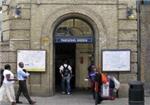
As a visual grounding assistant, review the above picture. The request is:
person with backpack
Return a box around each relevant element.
[59,60,72,95]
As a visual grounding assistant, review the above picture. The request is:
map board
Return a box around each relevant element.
[17,50,46,72]
[102,50,131,72]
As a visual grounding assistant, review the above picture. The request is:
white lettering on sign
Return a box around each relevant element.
[77,39,88,42]
[61,39,76,42]
[55,37,93,43]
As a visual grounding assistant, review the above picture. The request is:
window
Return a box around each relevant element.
[55,18,93,36]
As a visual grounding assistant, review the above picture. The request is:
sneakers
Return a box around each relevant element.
[62,91,71,95]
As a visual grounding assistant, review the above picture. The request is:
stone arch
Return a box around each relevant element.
[41,5,108,46]
[41,5,108,61]
[40,5,108,94]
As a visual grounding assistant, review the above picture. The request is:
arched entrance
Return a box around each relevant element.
[40,6,108,95]
[54,17,95,92]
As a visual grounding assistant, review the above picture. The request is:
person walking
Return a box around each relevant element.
[16,62,36,105]
[94,65,103,105]
[59,60,72,95]
[0,64,17,105]
[0,68,4,87]
[87,64,96,98]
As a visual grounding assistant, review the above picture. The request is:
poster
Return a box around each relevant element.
[17,50,46,72]
[102,50,131,72]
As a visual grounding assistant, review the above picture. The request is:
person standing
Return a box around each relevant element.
[59,60,72,95]
[0,64,17,105]
[16,62,36,105]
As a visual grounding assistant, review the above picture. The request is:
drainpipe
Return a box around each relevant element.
[136,0,142,81]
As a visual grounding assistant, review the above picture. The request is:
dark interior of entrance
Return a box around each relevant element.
[55,43,76,92]
[54,17,94,92]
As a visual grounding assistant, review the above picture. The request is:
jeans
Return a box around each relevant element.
[61,76,71,93]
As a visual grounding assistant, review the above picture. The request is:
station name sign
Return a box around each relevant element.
[55,36,93,43]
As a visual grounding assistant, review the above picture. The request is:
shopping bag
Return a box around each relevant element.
[112,77,120,90]
[101,84,109,97]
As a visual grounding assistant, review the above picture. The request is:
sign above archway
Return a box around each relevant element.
[55,36,93,43]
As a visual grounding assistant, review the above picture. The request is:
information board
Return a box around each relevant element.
[102,50,131,72]
[17,50,46,72]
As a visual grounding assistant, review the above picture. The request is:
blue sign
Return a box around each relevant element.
[55,36,93,43]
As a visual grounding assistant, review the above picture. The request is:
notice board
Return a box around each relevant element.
[17,50,46,72]
[102,50,131,72]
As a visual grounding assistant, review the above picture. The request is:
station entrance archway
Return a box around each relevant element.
[54,18,95,92]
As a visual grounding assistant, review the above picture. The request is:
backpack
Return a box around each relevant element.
[62,65,71,77]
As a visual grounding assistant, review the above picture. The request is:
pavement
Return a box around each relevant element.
[1,91,150,105]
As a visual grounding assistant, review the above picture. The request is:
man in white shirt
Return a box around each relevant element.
[59,60,72,95]
[16,62,36,105]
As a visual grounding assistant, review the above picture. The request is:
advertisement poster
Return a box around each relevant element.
[17,50,46,72]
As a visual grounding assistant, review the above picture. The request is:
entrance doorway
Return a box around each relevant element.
[55,43,76,91]
[54,17,95,93]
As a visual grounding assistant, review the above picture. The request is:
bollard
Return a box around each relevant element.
[129,81,144,105]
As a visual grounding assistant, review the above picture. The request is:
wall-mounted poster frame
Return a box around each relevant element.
[101,49,131,72]
[17,50,46,72]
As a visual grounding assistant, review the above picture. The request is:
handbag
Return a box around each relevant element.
[112,77,120,90]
